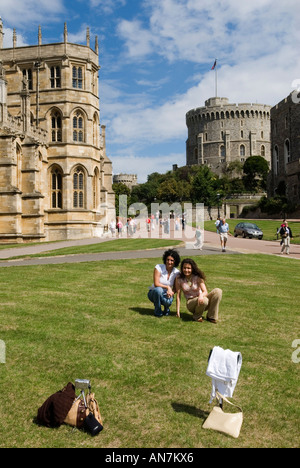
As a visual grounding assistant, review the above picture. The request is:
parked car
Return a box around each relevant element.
[234,222,263,239]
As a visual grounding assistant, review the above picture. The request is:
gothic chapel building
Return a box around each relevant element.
[0,20,115,243]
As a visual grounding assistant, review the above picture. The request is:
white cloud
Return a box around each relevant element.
[2,27,27,48]
[0,0,65,27]
[118,0,300,64]
[67,24,97,45]
[117,19,154,59]
[89,0,126,14]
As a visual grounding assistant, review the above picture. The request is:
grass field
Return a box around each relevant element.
[0,251,299,448]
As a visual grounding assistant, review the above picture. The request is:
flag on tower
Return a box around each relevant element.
[211,59,217,70]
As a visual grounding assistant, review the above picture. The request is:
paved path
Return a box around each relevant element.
[0,227,299,267]
[203,230,300,260]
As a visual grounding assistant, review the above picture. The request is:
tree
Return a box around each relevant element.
[156,177,191,202]
[131,174,162,206]
[190,166,219,207]
[112,183,131,216]
[243,156,269,192]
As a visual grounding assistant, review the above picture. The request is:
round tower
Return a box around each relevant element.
[186,97,271,175]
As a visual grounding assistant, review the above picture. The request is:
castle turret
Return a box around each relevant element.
[186,97,271,175]
[0,17,4,49]
[0,60,7,122]
[13,28,17,48]
[38,25,42,46]
[86,27,90,48]
[20,73,31,132]
[64,22,67,43]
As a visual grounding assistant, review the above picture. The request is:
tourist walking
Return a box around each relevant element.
[280,221,293,255]
[219,218,230,252]
[194,226,203,250]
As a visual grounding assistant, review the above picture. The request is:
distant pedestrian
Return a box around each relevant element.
[194,226,203,250]
[277,219,287,244]
[116,219,123,236]
[109,219,116,237]
[219,218,230,252]
[155,210,160,225]
[280,221,293,255]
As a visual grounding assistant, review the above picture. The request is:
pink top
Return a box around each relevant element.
[177,275,202,300]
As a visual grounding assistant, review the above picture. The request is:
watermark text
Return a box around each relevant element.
[0,340,5,364]
[291,339,300,363]
[116,196,204,247]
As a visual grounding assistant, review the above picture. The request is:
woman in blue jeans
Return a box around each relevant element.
[148,249,181,317]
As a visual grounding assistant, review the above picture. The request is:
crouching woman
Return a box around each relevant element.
[175,258,222,323]
[147,249,181,317]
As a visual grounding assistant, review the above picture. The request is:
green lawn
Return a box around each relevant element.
[0,254,299,448]
[27,238,182,257]
[0,239,182,260]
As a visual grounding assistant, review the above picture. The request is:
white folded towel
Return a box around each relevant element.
[206,346,242,401]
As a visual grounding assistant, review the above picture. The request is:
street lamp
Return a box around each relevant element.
[217,193,220,218]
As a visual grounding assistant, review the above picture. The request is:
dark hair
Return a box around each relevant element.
[162,249,181,267]
[180,258,206,281]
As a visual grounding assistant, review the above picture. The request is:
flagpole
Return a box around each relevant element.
[215,59,218,97]
[211,59,218,97]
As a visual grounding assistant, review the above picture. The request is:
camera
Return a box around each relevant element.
[74,379,103,436]
[75,379,91,391]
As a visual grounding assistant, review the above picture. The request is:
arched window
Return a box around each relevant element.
[284,139,290,165]
[93,167,100,210]
[51,167,63,208]
[261,145,265,157]
[51,110,62,142]
[273,146,279,175]
[240,144,245,157]
[93,113,99,146]
[73,111,84,142]
[16,144,22,189]
[22,69,33,90]
[73,166,85,208]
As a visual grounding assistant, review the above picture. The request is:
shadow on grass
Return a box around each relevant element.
[130,307,154,317]
[171,402,209,420]
[130,307,194,321]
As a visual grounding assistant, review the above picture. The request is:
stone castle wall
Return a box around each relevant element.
[0,22,115,243]
[186,97,271,176]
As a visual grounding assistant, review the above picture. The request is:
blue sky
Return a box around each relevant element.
[1,0,300,182]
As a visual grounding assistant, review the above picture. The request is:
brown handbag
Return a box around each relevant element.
[86,392,103,426]
[64,392,103,428]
